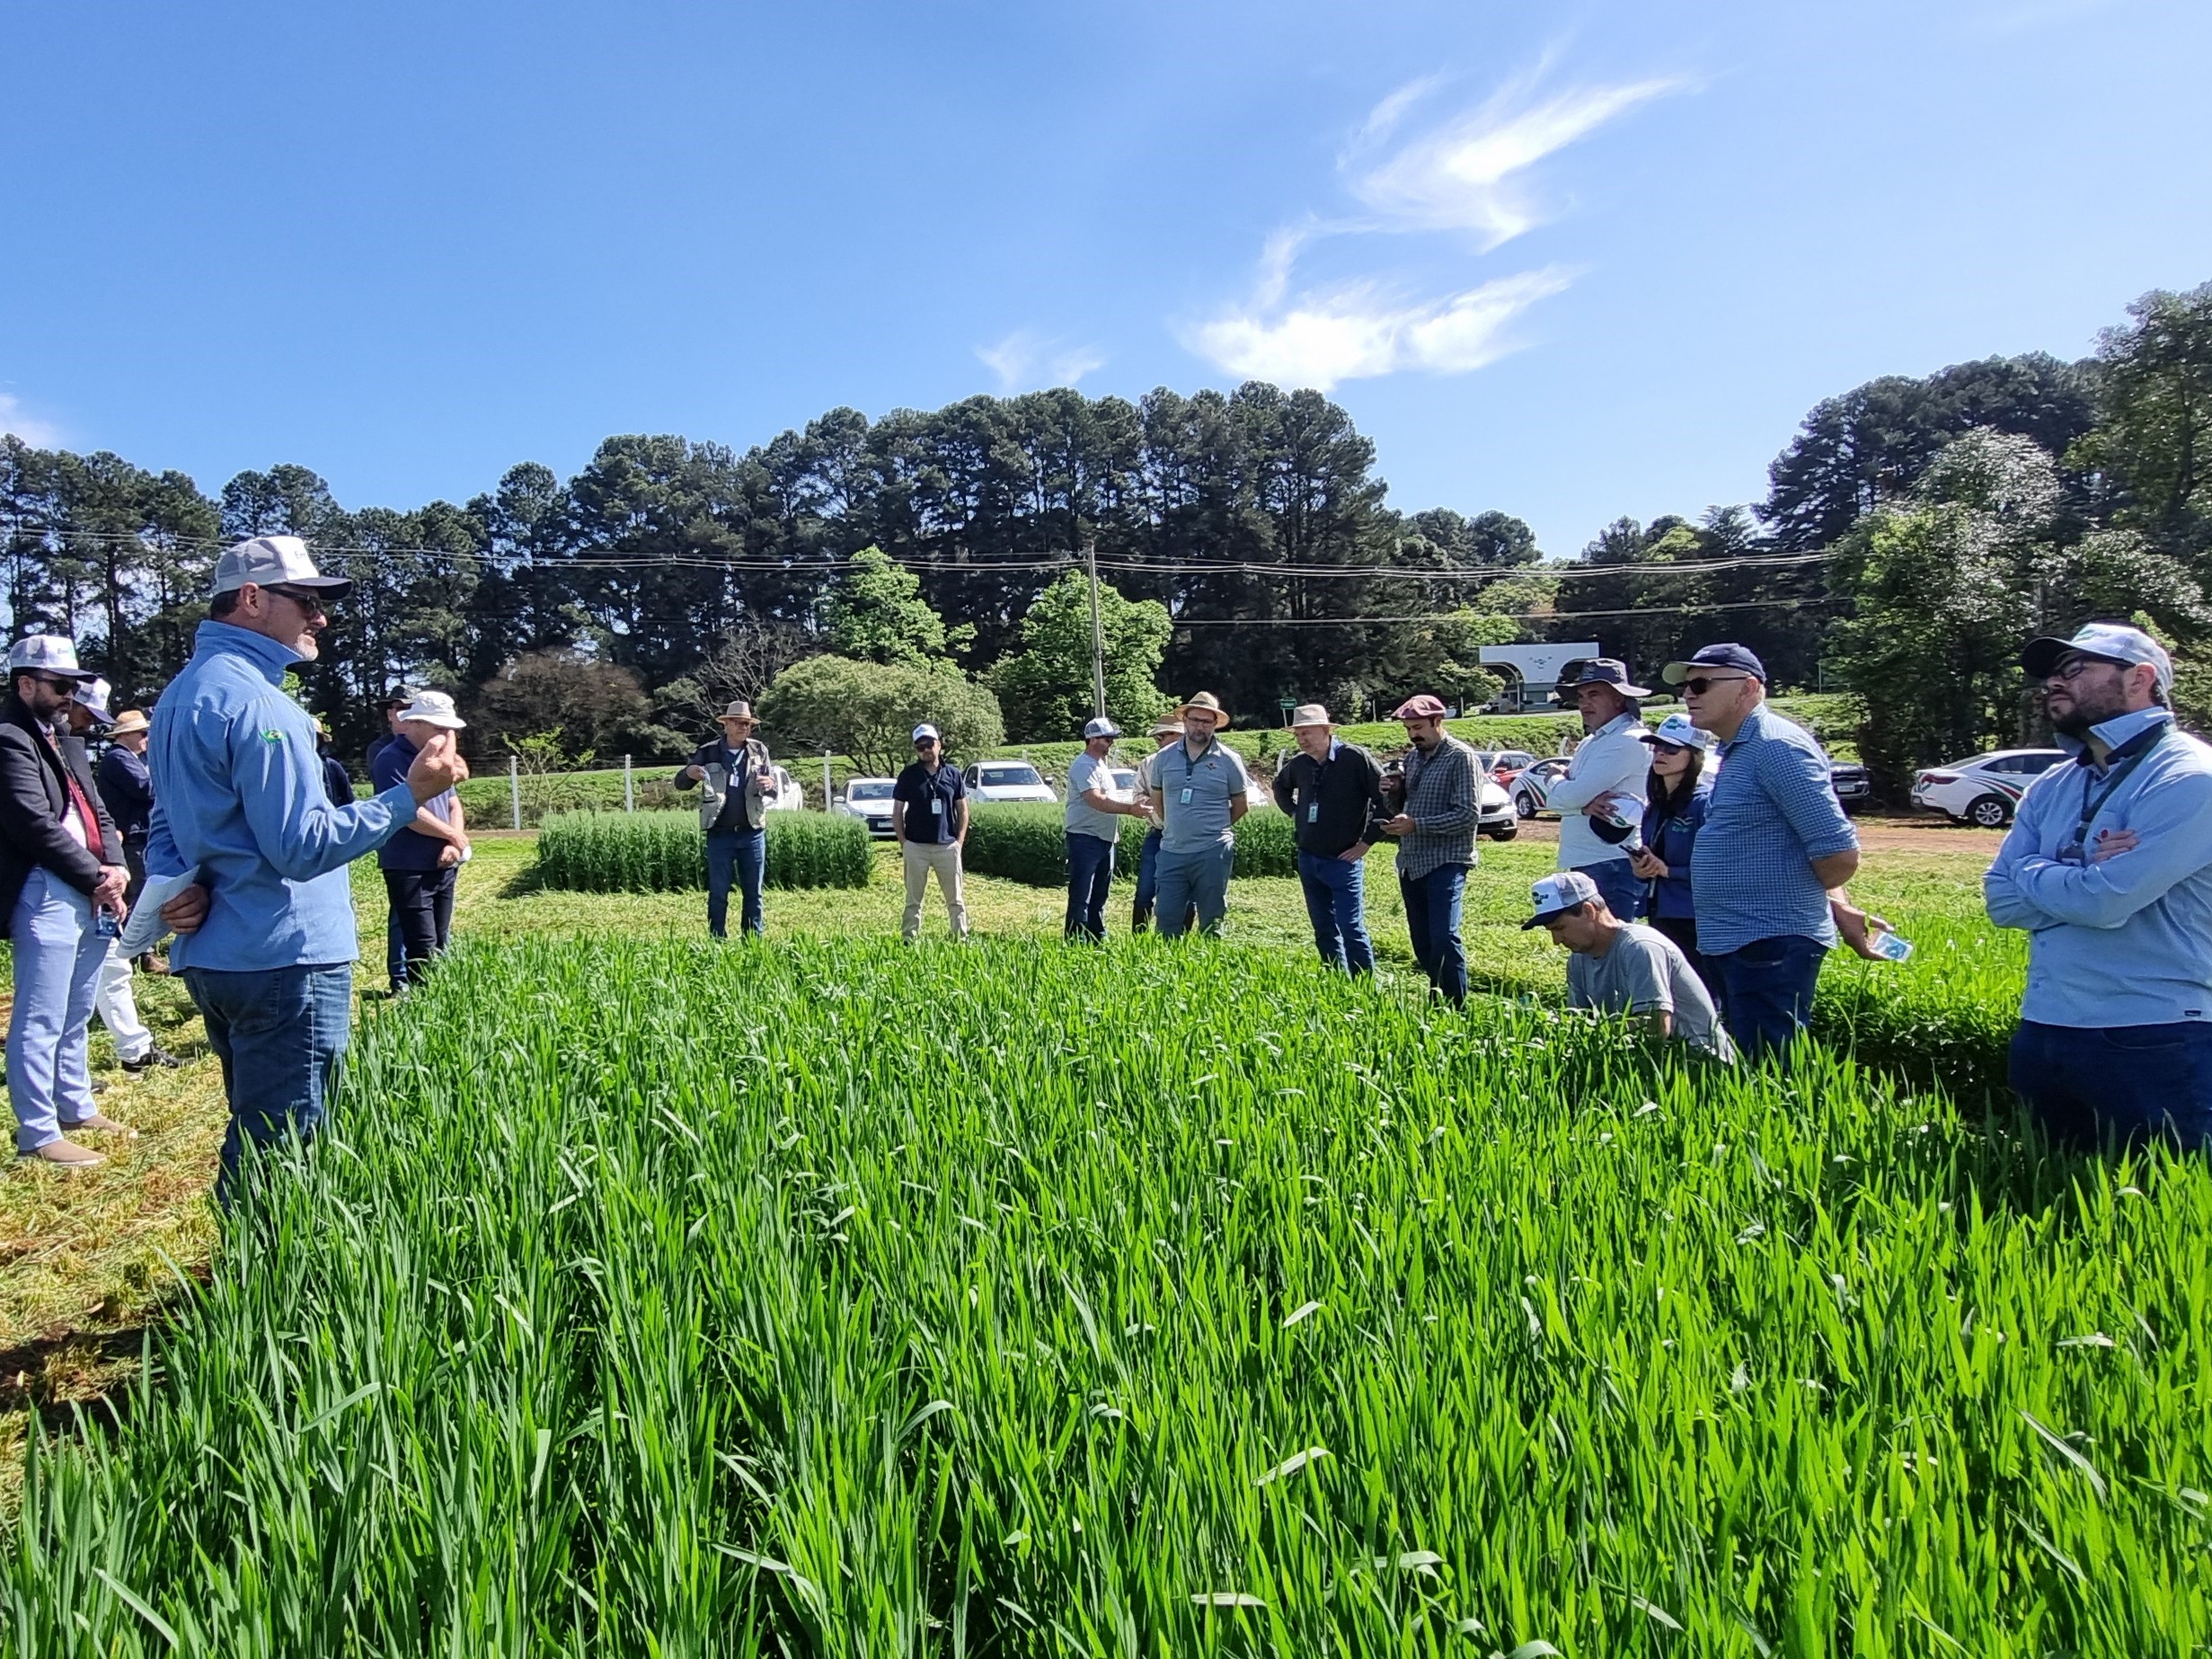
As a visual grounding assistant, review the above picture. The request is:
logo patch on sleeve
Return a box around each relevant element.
[261,729,284,743]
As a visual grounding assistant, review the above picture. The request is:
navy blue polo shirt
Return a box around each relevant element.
[371,733,456,871]
[893,760,965,844]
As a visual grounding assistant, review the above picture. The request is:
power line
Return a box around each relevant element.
[1168,597,1841,626]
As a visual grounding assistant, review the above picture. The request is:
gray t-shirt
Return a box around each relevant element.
[1065,750,1122,842]
[1566,922,1737,1060]
[1153,738,1252,854]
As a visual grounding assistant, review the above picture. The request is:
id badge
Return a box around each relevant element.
[1180,787,1193,804]
[1306,803,1319,823]
[930,797,943,816]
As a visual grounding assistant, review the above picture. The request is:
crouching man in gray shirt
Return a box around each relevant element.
[1525,870,1736,1061]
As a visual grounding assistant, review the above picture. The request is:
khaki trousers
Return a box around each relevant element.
[900,839,969,940]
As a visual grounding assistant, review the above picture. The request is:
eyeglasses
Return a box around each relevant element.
[2048,655,2120,684]
[263,584,330,615]
[1680,675,1750,696]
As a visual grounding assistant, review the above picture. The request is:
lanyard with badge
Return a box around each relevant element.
[1175,740,1211,807]
[2055,727,2165,865]
[1304,747,1328,825]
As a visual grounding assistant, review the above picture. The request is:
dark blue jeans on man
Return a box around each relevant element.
[1579,856,1646,922]
[183,963,353,1202]
[1066,831,1116,942]
[1399,864,1467,1004]
[1707,933,1827,1061]
[706,826,767,938]
[2009,1020,2212,1151]
[1297,848,1374,974]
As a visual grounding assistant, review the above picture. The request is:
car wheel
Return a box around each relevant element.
[1514,794,1535,820]
[1965,794,2011,830]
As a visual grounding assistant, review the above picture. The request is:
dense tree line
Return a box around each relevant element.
[4,281,2208,789]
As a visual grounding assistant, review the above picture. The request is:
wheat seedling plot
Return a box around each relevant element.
[8,936,2207,1655]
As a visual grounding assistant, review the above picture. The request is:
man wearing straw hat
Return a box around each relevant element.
[1144,691,1251,938]
[370,689,473,988]
[1272,703,1389,974]
[673,699,776,939]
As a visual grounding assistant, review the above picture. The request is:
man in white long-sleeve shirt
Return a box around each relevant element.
[1541,659,1652,920]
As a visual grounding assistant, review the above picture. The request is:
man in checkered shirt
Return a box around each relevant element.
[1380,694,1480,1006]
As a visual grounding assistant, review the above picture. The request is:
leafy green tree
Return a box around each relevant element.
[988,572,1171,741]
[2079,282,2212,564]
[758,654,1005,778]
[1383,611,1517,712]
[822,546,971,665]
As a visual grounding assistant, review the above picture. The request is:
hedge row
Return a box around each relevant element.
[961,803,1298,887]
[534,810,872,893]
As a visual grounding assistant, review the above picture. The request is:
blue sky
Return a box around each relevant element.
[4,0,2208,558]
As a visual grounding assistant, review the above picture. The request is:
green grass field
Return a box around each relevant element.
[4,824,2206,1654]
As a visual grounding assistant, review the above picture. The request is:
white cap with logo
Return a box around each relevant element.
[2019,622,2174,697]
[5,635,97,683]
[211,535,354,601]
[1521,868,1604,929]
[1083,715,1121,740]
[912,723,941,742]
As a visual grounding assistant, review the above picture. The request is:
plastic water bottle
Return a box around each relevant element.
[1868,924,1914,963]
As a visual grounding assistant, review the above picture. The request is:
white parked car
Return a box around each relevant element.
[1476,775,1517,841]
[962,760,1057,805]
[766,765,805,812]
[836,777,898,837]
[1911,749,2069,828]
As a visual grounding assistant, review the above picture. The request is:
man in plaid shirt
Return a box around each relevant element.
[1380,694,1480,1005]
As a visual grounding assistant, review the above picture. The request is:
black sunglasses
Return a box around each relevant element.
[263,584,331,613]
[916,737,938,747]
[1680,675,1750,696]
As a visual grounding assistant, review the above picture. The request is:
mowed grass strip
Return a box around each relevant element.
[8,933,2206,1655]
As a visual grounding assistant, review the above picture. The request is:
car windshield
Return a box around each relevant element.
[850,781,894,801]
[979,765,1043,786]
[1111,769,1137,789]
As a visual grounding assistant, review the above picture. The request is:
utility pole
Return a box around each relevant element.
[1085,537,1108,718]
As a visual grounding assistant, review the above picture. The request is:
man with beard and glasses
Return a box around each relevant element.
[1985,623,2212,1150]
[1379,694,1478,1005]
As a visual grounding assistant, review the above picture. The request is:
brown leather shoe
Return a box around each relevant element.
[75,1113,138,1139]
[29,1139,104,1167]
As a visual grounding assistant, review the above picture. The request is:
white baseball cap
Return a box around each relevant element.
[74,677,115,724]
[2019,623,2174,697]
[211,535,353,601]
[396,689,467,729]
[1634,713,1715,751]
[5,635,97,683]
[912,723,941,742]
[1083,715,1121,739]
[1521,869,1603,929]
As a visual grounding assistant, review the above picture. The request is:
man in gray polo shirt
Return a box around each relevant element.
[1145,692,1250,938]
[1526,870,1735,1061]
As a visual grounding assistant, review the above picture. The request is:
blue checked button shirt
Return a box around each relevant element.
[1688,703,1858,954]
[1394,734,1479,880]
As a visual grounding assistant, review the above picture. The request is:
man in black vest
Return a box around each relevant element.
[0,636,133,1166]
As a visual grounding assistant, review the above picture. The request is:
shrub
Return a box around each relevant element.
[963,802,1296,886]
[535,810,871,892]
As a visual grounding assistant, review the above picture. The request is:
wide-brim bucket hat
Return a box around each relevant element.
[1177,691,1231,728]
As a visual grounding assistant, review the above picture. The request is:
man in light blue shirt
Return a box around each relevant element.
[1985,622,2212,1149]
[1670,643,1880,1060]
[146,535,466,1197]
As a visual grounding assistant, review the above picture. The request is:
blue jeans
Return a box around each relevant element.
[706,826,766,938]
[1155,842,1233,938]
[1296,848,1374,974]
[1399,864,1467,1005]
[385,908,404,992]
[1708,933,1827,1061]
[2009,1020,2212,1151]
[1133,828,1162,927]
[9,869,108,1153]
[1066,832,1117,942]
[183,963,353,1201]
[1579,857,1647,922]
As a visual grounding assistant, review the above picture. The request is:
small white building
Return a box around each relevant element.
[1480,642,1602,712]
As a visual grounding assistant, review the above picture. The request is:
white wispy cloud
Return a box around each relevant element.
[976,331,1106,395]
[0,393,61,448]
[1187,269,1573,389]
[1184,66,1686,390]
